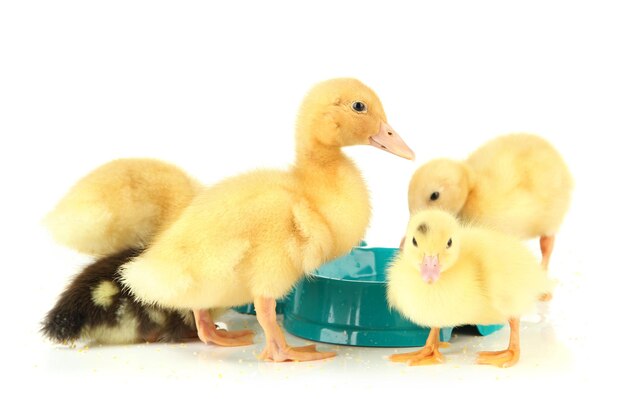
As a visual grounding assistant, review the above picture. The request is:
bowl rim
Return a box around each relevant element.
[310,246,398,285]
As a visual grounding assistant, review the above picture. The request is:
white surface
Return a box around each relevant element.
[1,0,624,396]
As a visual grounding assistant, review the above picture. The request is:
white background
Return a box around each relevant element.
[1,0,624,396]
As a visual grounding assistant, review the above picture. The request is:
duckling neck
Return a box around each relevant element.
[293,138,355,181]
[293,140,371,257]
[294,136,341,167]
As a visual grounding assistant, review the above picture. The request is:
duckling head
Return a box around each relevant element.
[408,159,473,214]
[403,209,461,284]
[296,78,414,160]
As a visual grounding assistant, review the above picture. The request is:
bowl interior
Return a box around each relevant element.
[313,247,398,282]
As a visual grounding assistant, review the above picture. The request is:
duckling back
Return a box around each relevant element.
[463,133,573,238]
[44,158,200,256]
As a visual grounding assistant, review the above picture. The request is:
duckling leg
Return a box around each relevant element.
[539,235,555,301]
[477,318,520,368]
[254,297,336,362]
[540,235,555,270]
[389,327,446,366]
[193,309,254,347]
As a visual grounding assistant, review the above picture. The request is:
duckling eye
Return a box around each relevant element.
[446,238,452,248]
[430,192,440,201]
[351,101,367,113]
[412,237,418,247]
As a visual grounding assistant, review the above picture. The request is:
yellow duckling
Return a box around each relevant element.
[120,78,415,362]
[408,133,572,299]
[387,209,550,367]
[44,158,200,256]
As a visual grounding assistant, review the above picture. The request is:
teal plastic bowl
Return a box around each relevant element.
[283,247,450,347]
[282,246,502,347]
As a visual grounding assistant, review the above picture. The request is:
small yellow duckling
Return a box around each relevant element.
[408,133,572,300]
[386,209,550,367]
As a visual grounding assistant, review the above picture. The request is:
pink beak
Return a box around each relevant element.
[420,255,440,284]
[369,121,415,160]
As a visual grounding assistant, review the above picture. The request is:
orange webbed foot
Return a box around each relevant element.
[477,348,519,368]
[194,309,255,347]
[254,297,335,362]
[389,328,447,366]
[477,318,521,368]
[389,344,445,366]
[257,343,336,362]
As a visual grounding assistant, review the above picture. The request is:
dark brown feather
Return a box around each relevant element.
[41,248,197,344]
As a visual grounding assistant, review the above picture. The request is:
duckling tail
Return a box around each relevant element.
[41,248,142,344]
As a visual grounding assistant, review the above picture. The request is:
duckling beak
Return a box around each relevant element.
[420,255,440,284]
[368,121,415,160]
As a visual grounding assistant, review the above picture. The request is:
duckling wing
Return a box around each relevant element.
[477,232,548,318]
[291,200,334,274]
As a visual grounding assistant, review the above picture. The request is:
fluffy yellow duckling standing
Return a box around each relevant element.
[408,133,572,299]
[120,78,415,362]
[44,158,201,256]
[387,209,551,367]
